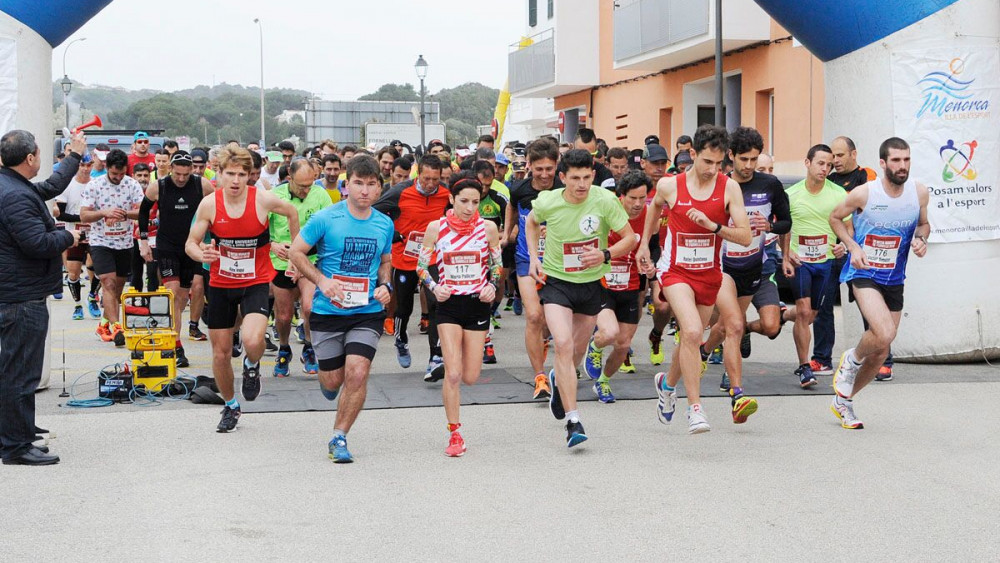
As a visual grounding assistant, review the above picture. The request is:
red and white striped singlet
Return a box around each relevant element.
[435,217,490,295]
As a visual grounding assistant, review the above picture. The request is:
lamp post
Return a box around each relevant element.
[714,0,724,127]
[415,55,428,150]
[254,18,265,146]
[61,37,86,130]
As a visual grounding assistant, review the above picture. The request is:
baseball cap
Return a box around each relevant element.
[190,149,209,163]
[495,153,510,166]
[644,134,660,146]
[170,151,193,165]
[674,151,694,166]
[456,148,472,158]
[428,139,445,149]
[265,151,283,163]
[94,143,110,161]
[134,131,149,141]
[389,139,403,148]
[642,144,669,162]
[511,161,526,171]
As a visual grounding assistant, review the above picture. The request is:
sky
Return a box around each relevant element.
[52,0,527,98]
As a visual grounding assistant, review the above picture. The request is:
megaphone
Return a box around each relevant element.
[72,114,102,134]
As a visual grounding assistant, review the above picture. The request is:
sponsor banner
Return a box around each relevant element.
[891,41,1000,242]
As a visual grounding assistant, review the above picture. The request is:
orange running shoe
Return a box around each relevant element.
[96,322,113,342]
[383,317,395,336]
[533,372,551,400]
[445,431,466,457]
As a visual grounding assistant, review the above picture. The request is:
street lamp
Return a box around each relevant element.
[253,18,265,146]
[61,37,86,130]
[415,55,428,150]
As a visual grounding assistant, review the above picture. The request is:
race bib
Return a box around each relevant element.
[403,231,424,258]
[218,245,256,279]
[863,234,901,269]
[332,275,370,308]
[798,235,828,263]
[675,233,716,270]
[54,221,66,230]
[537,236,546,258]
[604,262,631,290]
[443,251,482,287]
[76,223,91,233]
[562,238,599,272]
[106,220,129,237]
[726,231,762,258]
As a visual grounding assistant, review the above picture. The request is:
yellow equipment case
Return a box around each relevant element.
[121,287,177,392]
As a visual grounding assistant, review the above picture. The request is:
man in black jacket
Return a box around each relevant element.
[0,129,85,466]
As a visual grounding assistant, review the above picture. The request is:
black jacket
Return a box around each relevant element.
[0,155,80,303]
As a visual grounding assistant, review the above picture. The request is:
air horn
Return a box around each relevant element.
[62,114,102,138]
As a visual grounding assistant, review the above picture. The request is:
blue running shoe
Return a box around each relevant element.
[565,420,588,448]
[593,380,615,403]
[87,297,101,319]
[273,349,292,377]
[708,345,723,365]
[301,345,319,375]
[654,372,677,424]
[395,340,411,368]
[72,305,84,320]
[295,323,306,343]
[320,381,339,401]
[548,369,565,420]
[328,435,353,463]
[512,297,523,316]
[583,338,603,380]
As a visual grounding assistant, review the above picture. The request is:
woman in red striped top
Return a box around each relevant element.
[417,172,502,458]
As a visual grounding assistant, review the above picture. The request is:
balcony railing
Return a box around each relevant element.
[614,0,709,62]
[509,29,555,93]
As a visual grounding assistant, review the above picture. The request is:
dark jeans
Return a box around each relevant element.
[813,255,892,367]
[0,299,48,459]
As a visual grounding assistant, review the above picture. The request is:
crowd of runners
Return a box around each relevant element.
[49,124,929,460]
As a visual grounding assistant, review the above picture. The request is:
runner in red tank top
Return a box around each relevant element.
[186,147,300,433]
[636,125,751,435]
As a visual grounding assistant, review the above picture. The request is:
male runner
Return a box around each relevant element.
[783,145,848,388]
[472,159,508,362]
[635,125,752,434]
[127,131,156,175]
[55,154,95,320]
[288,155,393,462]
[504,138,561,399]
[185,147,299,432]
[270,158,332,376]
[639,143,673,365]
[527,149,635,447]
[828,137,928,428]
[139,151,215,368]
[79,149,144,347]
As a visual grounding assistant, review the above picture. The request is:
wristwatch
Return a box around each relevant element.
[603,249,612,264]
[377,281,393,293]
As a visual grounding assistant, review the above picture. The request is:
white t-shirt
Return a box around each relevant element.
[259,168,279,187]
[80,175,144,250]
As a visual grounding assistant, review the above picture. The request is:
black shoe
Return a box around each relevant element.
[32,444,49,454]
[2,447,59,466]
[216,406,241,433]
[34,426,49,434]
[548,370,565,421]
[740,332,751,359]
[565,420,588,448]
[113,330,126,347]
[231,331,244,358]
[175,346,190,368]
[242,359,261,401]
[264,332,278,355]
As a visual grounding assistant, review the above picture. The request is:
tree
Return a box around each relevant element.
[358,83,419,101]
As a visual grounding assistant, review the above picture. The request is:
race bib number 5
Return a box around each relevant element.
[443,251,482,287]
[562,238,599,272]
[403,231,424,258]
[798,235,828,263]
[219,245,255,279]
[863,234,901,269]
[332,275,370,308]
[675,233,716,270]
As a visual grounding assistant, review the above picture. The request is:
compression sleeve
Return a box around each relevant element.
[56,201,82,223]
[416,245,436,288]
[769,185,792,235]
[488,243,503,284]
[138,196,155,239]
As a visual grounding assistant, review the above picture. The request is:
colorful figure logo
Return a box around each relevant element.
[939,139,977,183]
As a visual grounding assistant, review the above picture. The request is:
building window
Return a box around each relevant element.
[547,0,554,19]
[529,0,538,27]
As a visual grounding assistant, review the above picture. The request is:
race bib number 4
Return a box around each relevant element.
[562,238,599,272]
[218,245,256,279]
[798,235,828,263]
[443,251,482,287]
[332,275,370,308]
[675,233,716,270]
[403,231,424,258]
[863,234,901,269]
[604,262,631,290]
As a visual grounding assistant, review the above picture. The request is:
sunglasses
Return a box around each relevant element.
[135,139,149,144]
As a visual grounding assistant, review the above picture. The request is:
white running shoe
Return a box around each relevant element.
[830,395,864,429]
[654,372,676,424]
[833,348,860,399]
[687,404,711,434]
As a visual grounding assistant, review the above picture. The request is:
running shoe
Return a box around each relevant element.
[112,323,126,347]
[654,372,676,424]
[383,317,395,336]
[565,420,588,448]
[665,319,678,337]
[593,380,615,403]
[95,322,113,342]
[687,404,711,434]
[731,393,758,424]
[809,359,834,376]
[833,349,859,398]
[483,342,497,364]
[583,338,603,380]
[490,315,501,329]
[740,332,752,359]
[778,301,788,326]
[512,297,523,316]
[418,315,429,335]
[395,340,411,368]
[217,406,241,433]
[242,358,261,401]
[830,395,864,429]
[295,323,306,343]
[320,380,339,401]
[189,323,207,342]
[175,346,189,369]
[264,332,278,355]
[796,363,818,388]
[424,355,445,382]
[542,336,552,364]
[301,345,319,375]
[532,373,550,400]
[719,371,731,393]
[620,352,636,374]
[53,292,63,300]
[708,345,723,365]
[649,330,664,365]
[504,297,514,311]
[547,369,565,420]
[72,305,84,320]
[445,431,467,457]
[87,297,101,319]
[231,332,243,358]
[274,349,292,377]
[328,435,354,463]
[876,365,894,382]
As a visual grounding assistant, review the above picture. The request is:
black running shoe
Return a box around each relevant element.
[548,369,565,420]
[565,420,588,448]
[264,332,278,355]
[740,332,751,359]
[242,359,261,401]
[113,329,126,348]
[176,346,190,368]
[231,331,243,358]
[217,406,241,433]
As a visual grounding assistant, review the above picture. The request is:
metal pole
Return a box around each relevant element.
[714,0,724,127]
[419,77,426,149]
[63,90,69,130]
[255,19,265,145]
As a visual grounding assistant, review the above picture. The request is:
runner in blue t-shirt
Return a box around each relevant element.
[288,155,394,464]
